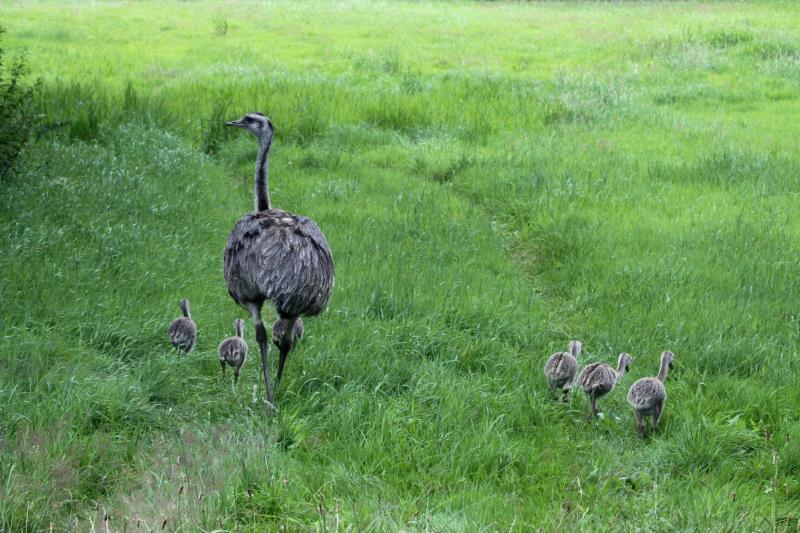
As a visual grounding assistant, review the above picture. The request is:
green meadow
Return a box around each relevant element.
[1,0,799,530]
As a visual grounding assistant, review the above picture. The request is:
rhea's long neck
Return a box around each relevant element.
[235,321,244,338]
[254,135,272,212]
[657,357,670,382]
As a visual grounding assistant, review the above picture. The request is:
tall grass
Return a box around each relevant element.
[1,0,799,529]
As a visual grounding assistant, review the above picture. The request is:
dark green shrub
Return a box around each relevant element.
[0,28,39,179]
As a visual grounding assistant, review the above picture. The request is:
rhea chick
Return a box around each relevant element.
[627,351,675,438]
[544,340,582,402]
[168,298,197,354]
[272,317,304,385]
[577,352,632,417]
[219,318,249,383]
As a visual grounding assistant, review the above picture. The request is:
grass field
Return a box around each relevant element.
[1,0,800,530]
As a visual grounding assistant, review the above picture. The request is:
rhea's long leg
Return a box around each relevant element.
[247,304,275,412]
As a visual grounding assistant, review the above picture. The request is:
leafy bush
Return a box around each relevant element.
[0,27,38,179]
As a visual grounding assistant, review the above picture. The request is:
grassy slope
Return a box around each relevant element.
[1,0,800,530]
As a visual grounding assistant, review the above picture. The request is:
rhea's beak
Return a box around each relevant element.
[226,119,246,128]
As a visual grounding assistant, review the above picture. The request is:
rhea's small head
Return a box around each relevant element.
[662,351,675,369]
[226,112,274,141]
[619,352,632,372]
[569,340,582,359]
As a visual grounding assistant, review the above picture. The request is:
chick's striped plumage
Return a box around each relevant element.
[544,352,578,387]
[627,377,666,414]
[627,351,673,437]
[578,363,617,396]
[273,317,304,348]
[219,319,248,383]
[168,319,196,352]
[577,353,632,417]
[168,299,196,353]
[544,340,581,401]
[219,337,248,367]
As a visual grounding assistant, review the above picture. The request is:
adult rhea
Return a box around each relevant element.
[223,113,334,411]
